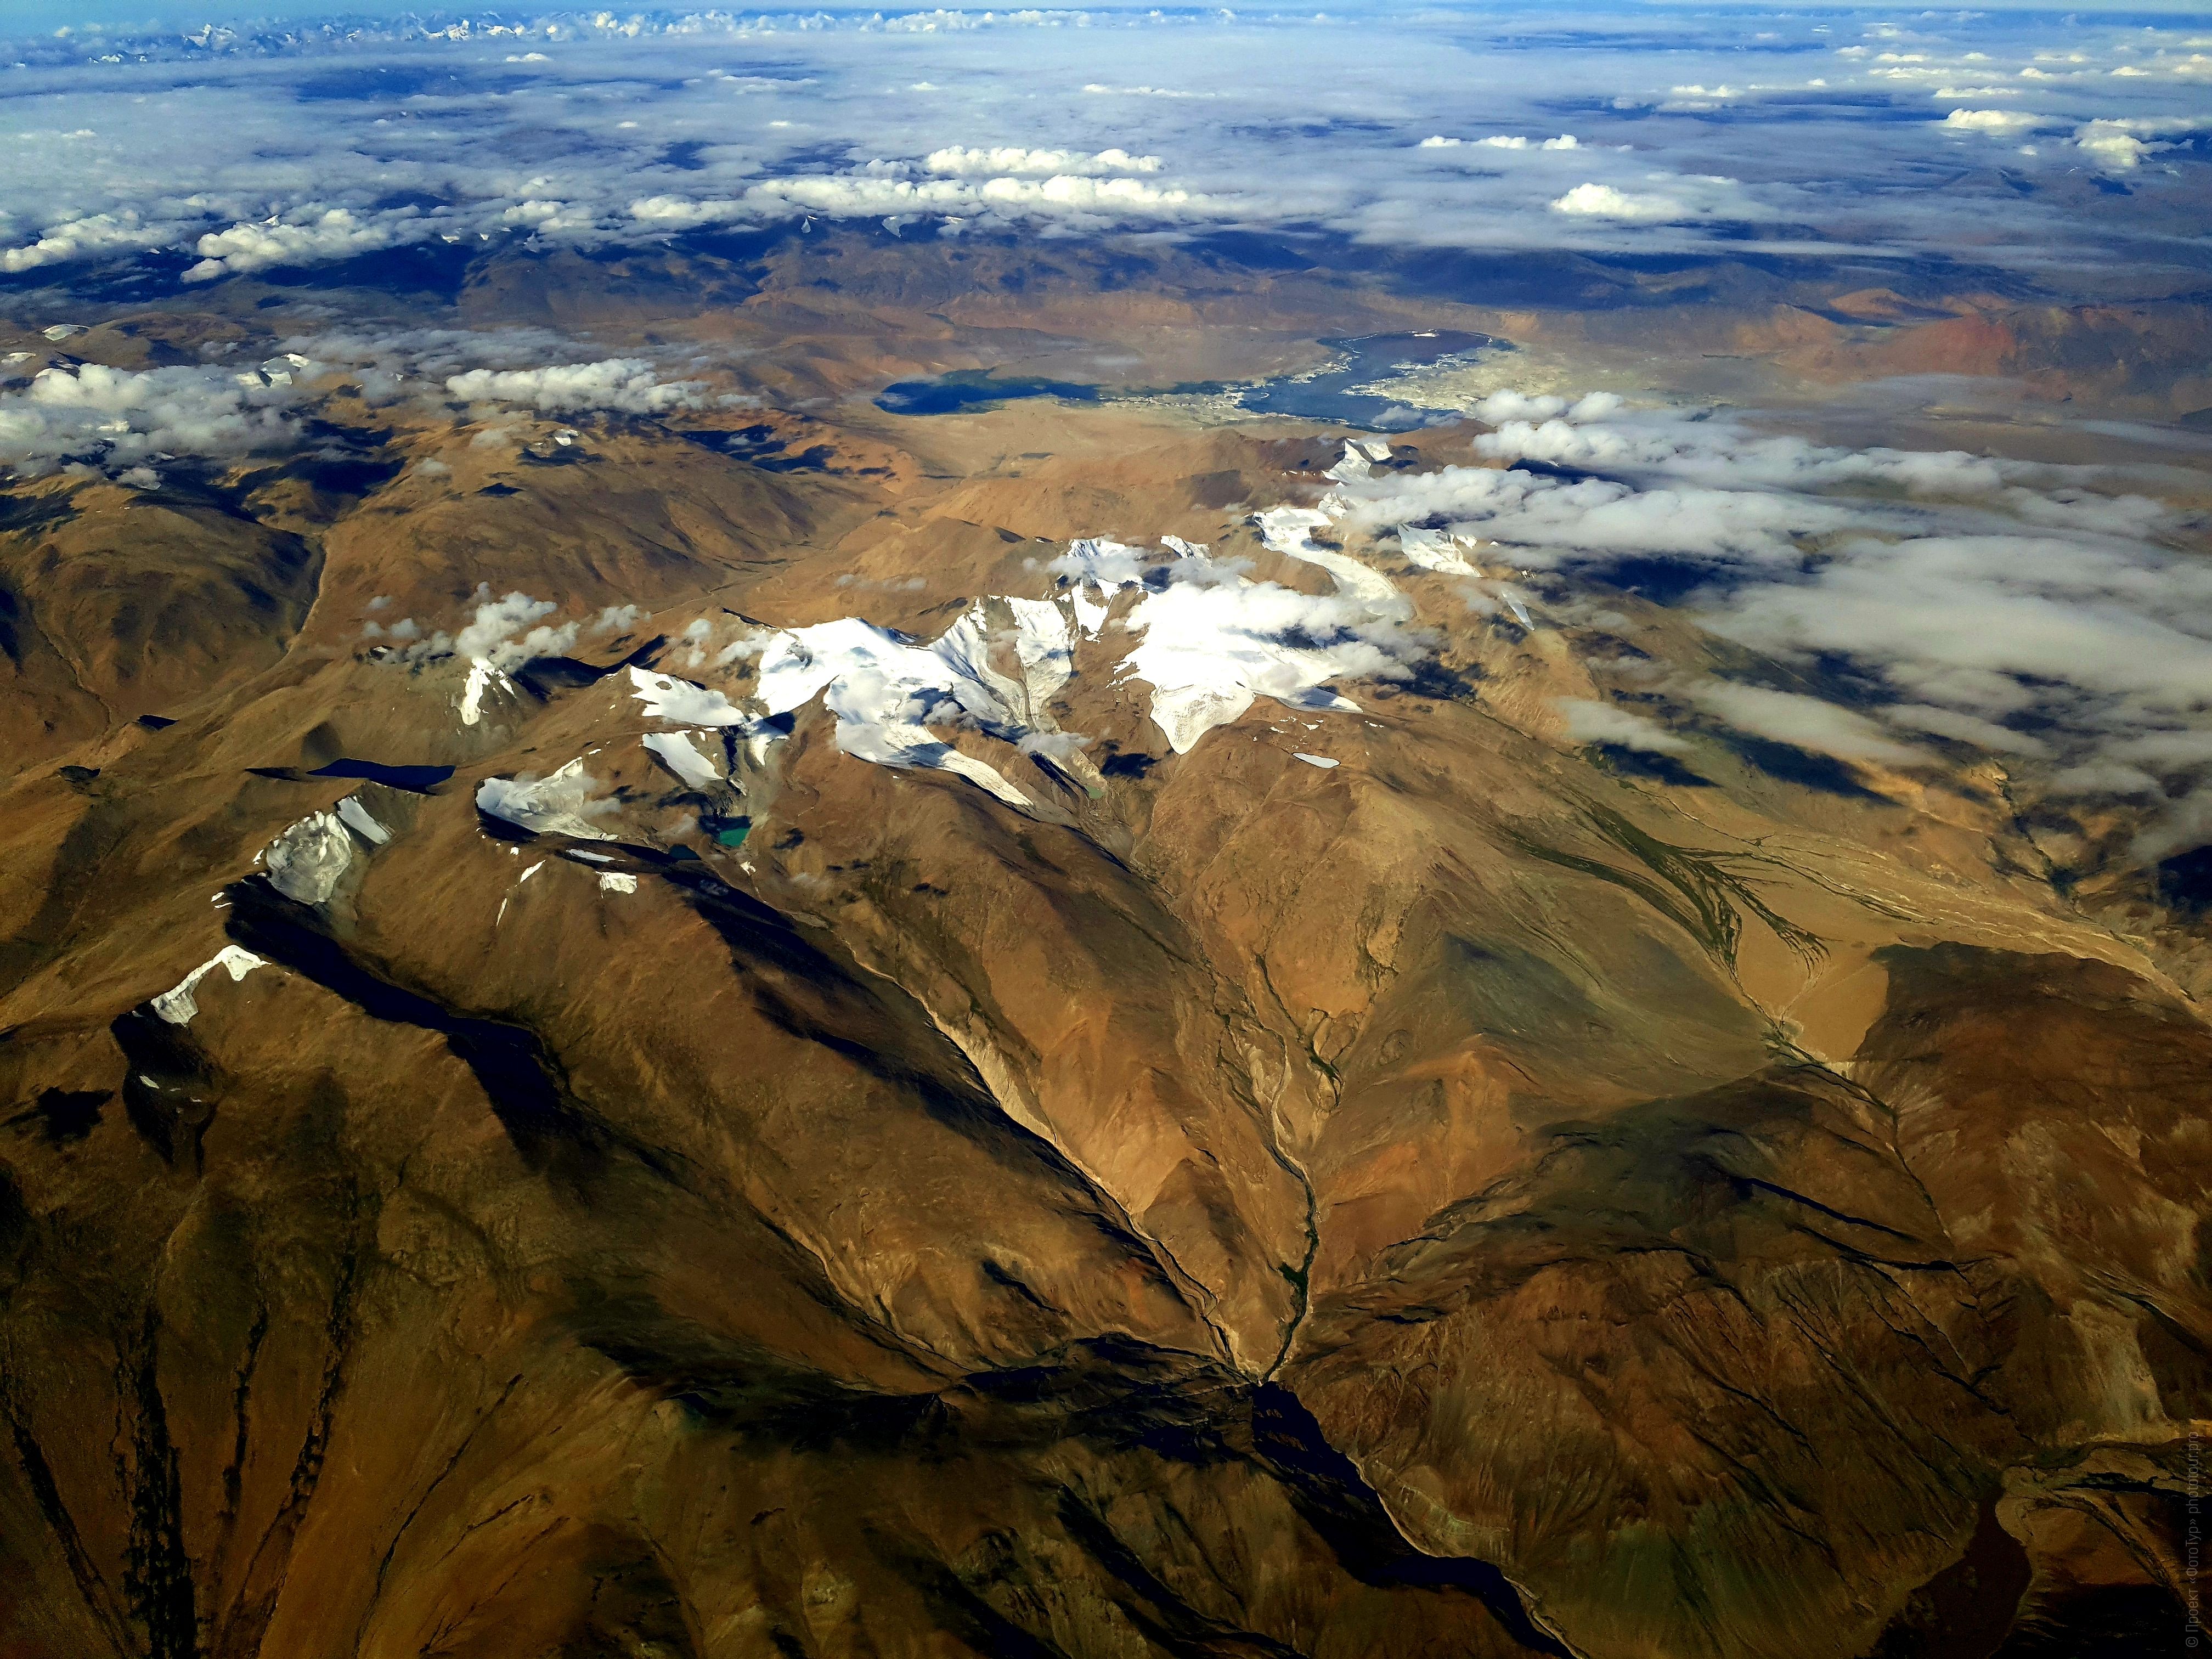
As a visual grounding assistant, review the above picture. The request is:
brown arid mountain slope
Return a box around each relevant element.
[0,482,319,774]
[0,359,2203,1659]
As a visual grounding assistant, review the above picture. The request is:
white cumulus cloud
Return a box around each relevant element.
[1941,108,2043,136]
[1551,183,1686,221]
[0,363,299,473]
[444,359,707,414]
[183,207,431,281]
[1,210,182,273]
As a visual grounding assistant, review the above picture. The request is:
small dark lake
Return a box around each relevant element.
[874,371,1104,416]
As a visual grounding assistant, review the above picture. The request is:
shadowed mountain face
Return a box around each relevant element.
[3,8,2212,1651]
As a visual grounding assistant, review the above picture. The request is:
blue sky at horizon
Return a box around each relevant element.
[14,2,2212,30]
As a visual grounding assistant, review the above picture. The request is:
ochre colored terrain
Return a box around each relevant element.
[1,242,2203,1659]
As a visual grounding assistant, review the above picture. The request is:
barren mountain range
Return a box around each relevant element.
[3,17,2210,1654]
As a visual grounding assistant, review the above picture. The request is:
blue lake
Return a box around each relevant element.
[873,330,1498,428]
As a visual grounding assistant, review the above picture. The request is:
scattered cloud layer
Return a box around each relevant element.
[922,145,1161,177]
[1,7,2208,285]
[1333,393,2212,853]
[0,363,298,475]
[244,327,721,419]
[1554,697,1689,755]
[372,585,637,670]
[184,206,427,281]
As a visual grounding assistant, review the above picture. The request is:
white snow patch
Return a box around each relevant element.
[459,657,520,726]
[1000,596,1077,717]
[1052,531,1422,755]
[1293,752,1340,769]
[1122,586,1365,753]
[1253,506,1404,611]
[643,729,724,788]
[151,945,267,1025]
[264,811,352,904]
[754,614,1037,806]
[1397,524,1479,575]
[475,758,620,839]
[599,871,638,894]
[1058,537,1148,636]
[1323,441,1374,483]
[1068,584,1111,637]
[628,664,749,725]
[336,795,390,845]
